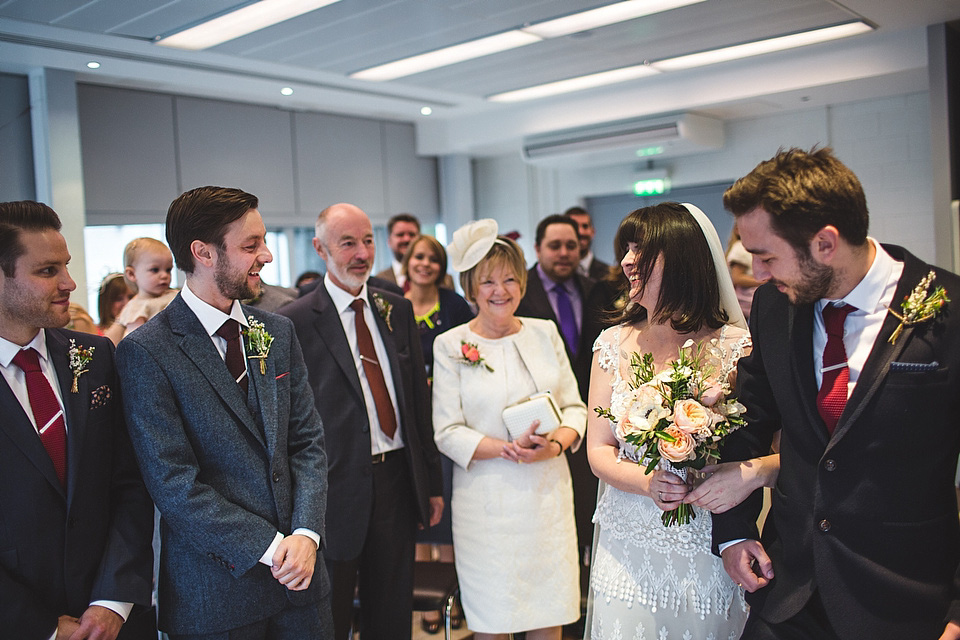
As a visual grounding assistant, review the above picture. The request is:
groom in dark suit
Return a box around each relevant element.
[712,148,960,640]
[0,201,154,639]
[116,186,332,639]
[280,202,443,640]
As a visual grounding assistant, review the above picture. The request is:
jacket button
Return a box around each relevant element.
[824,459,836,472]
[819,519,831,532]
[273,472,281,482]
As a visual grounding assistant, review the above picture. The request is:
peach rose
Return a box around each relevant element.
[462,343,480,362]
[673,398,711,434]
[658,426,695,463]
[699,382,725,407]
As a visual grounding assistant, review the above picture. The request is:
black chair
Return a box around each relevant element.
[413,561,460,640]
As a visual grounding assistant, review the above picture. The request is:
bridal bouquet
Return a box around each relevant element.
[595,339,747,526]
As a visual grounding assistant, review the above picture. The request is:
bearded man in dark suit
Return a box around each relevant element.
[711,147,960,640]
[280,202,443,640]
[0,201,154,640]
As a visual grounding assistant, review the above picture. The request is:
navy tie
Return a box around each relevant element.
[553,283,579,356]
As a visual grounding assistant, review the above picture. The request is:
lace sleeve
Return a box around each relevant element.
[593,325,621,373]
[711,326,752,389]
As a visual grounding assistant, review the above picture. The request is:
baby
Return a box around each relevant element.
[105,237,178,344]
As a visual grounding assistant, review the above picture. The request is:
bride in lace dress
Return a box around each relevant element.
[585,203,779,640]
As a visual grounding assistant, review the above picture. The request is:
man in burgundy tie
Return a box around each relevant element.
[0,201,155,639]
[280,203,443,640]
[115,187,332,639]
[710,148,960,640]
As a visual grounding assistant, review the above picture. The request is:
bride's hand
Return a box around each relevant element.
[649,470,689,511]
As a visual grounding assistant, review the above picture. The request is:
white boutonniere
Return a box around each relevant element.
[243,316,274,374]
[372,293,393,332]
[887,270,949,344]
[68,339,94,393]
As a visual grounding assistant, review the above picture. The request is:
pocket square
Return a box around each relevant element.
[90,384,112,408]
[889,360,940,372]
[276,372,290,380]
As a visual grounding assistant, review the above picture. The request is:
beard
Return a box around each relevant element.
[780,251,834,305]
[215,253,261,301]
[327,259,370,292]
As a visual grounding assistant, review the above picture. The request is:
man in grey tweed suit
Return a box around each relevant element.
[117,186,333,639]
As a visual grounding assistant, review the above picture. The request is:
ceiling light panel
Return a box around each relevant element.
[489,64,660,102]
[157,0,343,50]
[523,0,707,39]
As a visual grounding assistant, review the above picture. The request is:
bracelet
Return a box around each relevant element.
[549,438,564,457]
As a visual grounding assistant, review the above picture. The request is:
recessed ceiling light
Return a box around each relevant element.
[157,0,343,50]
[280,87,294,96]
[488,64,660,102]
[420,107,433,116]
[86,61,101,69]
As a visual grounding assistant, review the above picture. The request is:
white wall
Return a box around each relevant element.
[475,92,936,264]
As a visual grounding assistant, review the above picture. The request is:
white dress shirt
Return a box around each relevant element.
[391,259,407,289]
[180,282,320,566]
[324,273,404,454]
[0,331,133,631]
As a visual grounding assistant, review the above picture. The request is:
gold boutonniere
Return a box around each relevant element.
[887,270,949,344]
[68,339,94,393]
[455,340,494,372]
[243,316,274,374]
[372,293,393,332]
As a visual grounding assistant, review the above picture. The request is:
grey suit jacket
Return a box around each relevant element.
[116,295,328,635]
[0,329,154,638]
[280,283,442,561]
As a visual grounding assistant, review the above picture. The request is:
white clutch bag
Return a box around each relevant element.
[502,391,562,440]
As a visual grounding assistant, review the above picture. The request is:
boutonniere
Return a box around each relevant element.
[68,339,94,393]
[243,316,274,374]
[372,293,393,332]
[887,270,949,344]
[455,340,494,372]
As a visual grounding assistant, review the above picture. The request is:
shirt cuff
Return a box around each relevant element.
[718,538,748,555]
[258,530,321,567]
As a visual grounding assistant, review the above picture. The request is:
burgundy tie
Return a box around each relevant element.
[350,299,397,439]
[817,303,855,434]
[13,348,68,486]
[216,319,248,394]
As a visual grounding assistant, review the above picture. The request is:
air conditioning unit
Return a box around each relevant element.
[521,113,724,167]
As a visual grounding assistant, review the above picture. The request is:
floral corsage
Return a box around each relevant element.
[887,270,949,344]
[68,339,94,393]
[455,340,494,372]
[243,316,274,374]
[372,293,393,332]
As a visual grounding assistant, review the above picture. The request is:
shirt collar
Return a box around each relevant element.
[818,238,895,314]
[536,263,573,293]
[324,272,370,314]
[0,330,48,368]
[579,251,594,271]
[181,280,248,337]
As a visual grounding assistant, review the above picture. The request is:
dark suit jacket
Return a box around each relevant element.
[712,245,960,640]
[516,266,596,399]
[116,296,329,635]
[0,329,154,639]
[586,256,612,281]
[280,283,442,561]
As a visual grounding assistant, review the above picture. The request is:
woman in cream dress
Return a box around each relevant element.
[432,220,585,640]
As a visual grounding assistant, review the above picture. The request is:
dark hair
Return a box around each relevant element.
[387,213,420,234]
[401,235,448,287]
[0,201,62,277]
[535,214,579,246]
[295,271,322,288]
[563,206,590,218]
[614,202,727,333]
[97,272,133,328]
[166,186,258,274]
[723,146,869,254]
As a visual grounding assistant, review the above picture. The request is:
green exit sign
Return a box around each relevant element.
[634,178,670,196]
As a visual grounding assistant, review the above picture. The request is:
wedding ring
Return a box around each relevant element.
[736,582,742,587]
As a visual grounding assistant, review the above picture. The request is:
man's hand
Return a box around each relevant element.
[720,539,774,593]
[55,615,80,640]
[271,534,316,591]
[67,605,123,640]
[428,496,444,527]
[938,621,960,640]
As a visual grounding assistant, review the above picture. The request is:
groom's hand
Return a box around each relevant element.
[720,539,773,592]
[938,621,960,640]
[271,534,316,591]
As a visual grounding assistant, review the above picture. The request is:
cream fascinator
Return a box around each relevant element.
[448,218,499,272]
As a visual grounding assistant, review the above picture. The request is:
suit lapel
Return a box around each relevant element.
[167,297,265,447]
[524,268,558,323]
[311,285,365,403]
[0,370,65,496]
[246,310,278,457]
[788,303,830,446]
[47,329,87,504]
